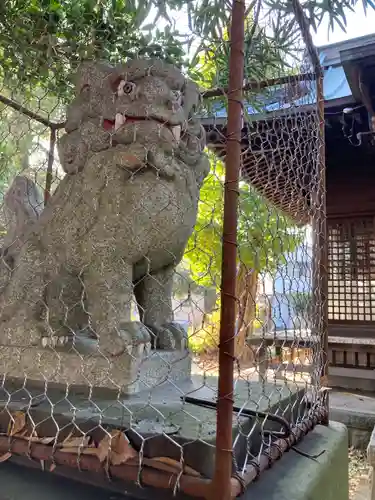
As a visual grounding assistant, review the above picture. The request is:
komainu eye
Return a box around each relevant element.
[80,84,90,95]
[117,80,136,96]
[172,90,182,104]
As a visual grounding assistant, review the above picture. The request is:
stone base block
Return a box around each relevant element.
[330,391,375,450]
[329,366,375,392]
[0,345,191,395]
[367,425,375,500]
[241,421,348,500]
[0,422,350,500]
[0,375,306,480]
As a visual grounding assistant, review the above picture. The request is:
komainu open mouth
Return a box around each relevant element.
[103,114,181,142]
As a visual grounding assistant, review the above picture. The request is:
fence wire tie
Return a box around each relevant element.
[222,185,241,195]
[246,458,261,481]
[272,441,284,460]
[291,445,326,461]
[217,343,236,361]
[262,449,273,469]
[232,471,247,495]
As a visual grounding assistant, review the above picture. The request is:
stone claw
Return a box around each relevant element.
[41,335,71,348]
[99,321,151,358]
[147,322,188,351]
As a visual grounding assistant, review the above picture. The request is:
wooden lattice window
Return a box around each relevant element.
[328,217,375,322]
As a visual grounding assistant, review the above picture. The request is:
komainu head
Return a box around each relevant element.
[58,58,208,187]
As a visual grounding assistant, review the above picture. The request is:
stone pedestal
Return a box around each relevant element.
[367,426,375,500]
[0,342,191,395]
[242,422,348,500]
[0,375,306,479]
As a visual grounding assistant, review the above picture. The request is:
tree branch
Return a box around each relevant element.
[1,73,317,126]
[290,0,322,78]
[202,72,316,98]
[0,94,65,130]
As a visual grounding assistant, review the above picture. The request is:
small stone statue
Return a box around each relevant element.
[0,58,210,358]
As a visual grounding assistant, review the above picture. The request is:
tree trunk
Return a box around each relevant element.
[235,263,258,361]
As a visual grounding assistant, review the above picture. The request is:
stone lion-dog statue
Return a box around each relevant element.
[0,58,209,358]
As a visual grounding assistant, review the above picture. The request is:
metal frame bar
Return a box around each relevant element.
[212,0,246,498]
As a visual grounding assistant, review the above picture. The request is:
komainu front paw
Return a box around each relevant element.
[147,322,188,351]
[99,321,151,358]
[40,332,99,354]
[41,334,72,348]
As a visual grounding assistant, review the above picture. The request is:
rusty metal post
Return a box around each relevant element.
[316,73,329,422]
[211,0,245,498]
[291,0,328,420]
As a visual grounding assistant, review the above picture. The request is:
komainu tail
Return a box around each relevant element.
[1,175,43,274]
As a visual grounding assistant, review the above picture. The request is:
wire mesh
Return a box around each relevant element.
[0,0,327,496]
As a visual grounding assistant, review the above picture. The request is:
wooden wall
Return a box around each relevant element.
[327,164,375,218]
[326,139,375,337]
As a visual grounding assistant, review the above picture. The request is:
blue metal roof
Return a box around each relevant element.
[208,45,353,120]
[322,65,351,101]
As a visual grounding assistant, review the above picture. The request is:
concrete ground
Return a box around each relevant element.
[0,461,128,500]
[330,390,375,500]
[354,484,371,500]
[348,449,371,500]
[352,469,372,500]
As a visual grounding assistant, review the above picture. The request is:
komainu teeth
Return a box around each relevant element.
[115,113,125,131]
[171,125,181,142]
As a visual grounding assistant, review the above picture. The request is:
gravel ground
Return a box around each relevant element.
[349,448,371,499]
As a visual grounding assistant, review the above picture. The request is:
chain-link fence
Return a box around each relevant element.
[0,0,327,496]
